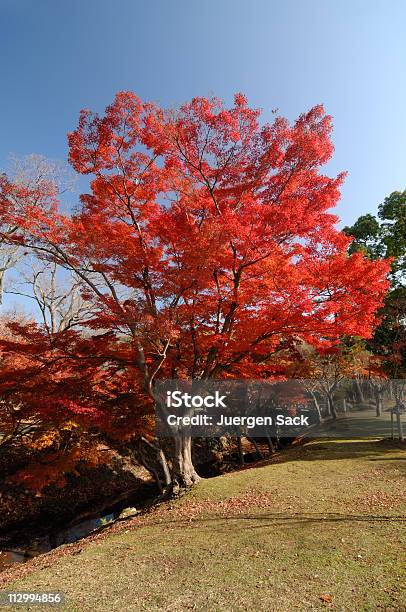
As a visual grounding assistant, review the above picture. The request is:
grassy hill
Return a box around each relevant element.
[1,419,405,611]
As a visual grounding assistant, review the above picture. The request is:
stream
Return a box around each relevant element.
[0,480,162,573]
[0,512,119,572]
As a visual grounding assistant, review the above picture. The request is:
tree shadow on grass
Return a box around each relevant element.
[314,415,401,439]
[369,456,406,461]
[250,426,405,468]
[158,512,406,532]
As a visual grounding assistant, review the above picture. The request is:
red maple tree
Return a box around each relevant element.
[0,92,390,486]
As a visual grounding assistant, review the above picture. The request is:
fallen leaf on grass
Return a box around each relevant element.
[319,594,333,603]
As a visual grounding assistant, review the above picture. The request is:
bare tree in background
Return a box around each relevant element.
[0,154,76,304]
[6,261,96,335]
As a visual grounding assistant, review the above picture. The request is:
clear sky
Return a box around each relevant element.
[1,0,406,228]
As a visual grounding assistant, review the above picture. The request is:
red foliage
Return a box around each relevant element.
[0,92,390,432]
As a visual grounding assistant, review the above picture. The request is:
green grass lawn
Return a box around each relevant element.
[2,416,406,611]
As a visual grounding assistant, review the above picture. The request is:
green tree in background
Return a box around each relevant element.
[344,190,406,285]
[344,191,406,378]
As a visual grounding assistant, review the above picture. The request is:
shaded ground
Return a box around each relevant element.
[312,409,404,440]
[1,414,405,611]
[0,451,153,550]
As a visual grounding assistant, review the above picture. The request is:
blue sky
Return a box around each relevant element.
[1,0,405,228]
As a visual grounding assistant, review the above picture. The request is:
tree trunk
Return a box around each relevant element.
[171,433,201,492]
[136,437,172,491]
[264,425,276,453]
[247,436,264,459]
[388,381,394,399]
[396,411,404,442]
[375,392,382,417]
[265,435,275,454]
[310,391,322,422]
[355,379,365,404]
[237,435,245,465]
[328,395,338,420]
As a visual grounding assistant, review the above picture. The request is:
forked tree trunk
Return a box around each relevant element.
[152,391,200,491]
[171,432,201,492]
